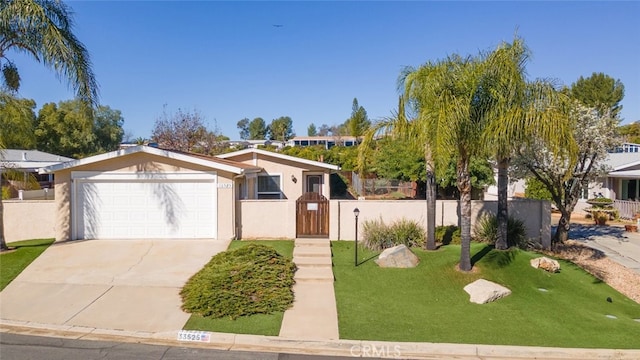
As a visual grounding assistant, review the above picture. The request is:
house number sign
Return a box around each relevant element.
[307,203,318,211]
[177,330,211,342]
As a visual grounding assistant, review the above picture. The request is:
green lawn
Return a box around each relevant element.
[0,239,54,291]
[333,241,640,349]
[183,240,295,335]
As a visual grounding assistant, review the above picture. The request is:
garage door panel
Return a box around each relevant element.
[76,179,216,239]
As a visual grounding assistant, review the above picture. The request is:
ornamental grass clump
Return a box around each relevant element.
[361,217,425,250]
[180,244,296,319]
[474,213,527,249]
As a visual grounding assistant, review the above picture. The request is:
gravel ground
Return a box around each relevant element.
[538,241,640,304]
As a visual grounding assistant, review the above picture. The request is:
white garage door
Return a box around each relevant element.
[73,172,217,239]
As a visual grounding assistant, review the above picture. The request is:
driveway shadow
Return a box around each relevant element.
[553,224,628,241]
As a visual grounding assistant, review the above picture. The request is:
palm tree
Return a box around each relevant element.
[482,38,574,250]
[359,95,438,250]
[0,0,98,251]
[404,55,489,271]
[0,0,98,104]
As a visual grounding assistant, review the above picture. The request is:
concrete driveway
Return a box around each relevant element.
[0,239,230,333]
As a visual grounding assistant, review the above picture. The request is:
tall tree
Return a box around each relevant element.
[618,121,640,144]
[0,0,98,105]
[151,107,208,152]
[570,72,624,118]
[35,100,95,158]
[268,116,294,142]
[317,124,331,136]
[1,0,99,251]
[482,38,574,250]
[0,95,36,148]
[237,118,250,140]
[248,117,267,140]
[513,102,619,243]
[403,54,490,271]
[360,95,438,251]
[307,123,317,136]
[34,99,123,158]
[347,98,370,139]
[92,105,124,153]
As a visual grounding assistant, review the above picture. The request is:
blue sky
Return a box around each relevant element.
[10,1,640,140]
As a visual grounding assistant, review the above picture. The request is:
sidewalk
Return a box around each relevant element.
[279,238,339,340]
[2,319,639,359]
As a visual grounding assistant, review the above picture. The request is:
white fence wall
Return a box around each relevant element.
[2,200,56,243]
[237,200,297,239]
[238,199,551,246]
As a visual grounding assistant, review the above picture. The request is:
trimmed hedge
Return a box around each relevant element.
[180,244,296,319]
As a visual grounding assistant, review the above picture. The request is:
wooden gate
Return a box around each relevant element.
[296,192,329,238]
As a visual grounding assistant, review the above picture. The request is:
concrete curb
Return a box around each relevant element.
[2,319,639,359]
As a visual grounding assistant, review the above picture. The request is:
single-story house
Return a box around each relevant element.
[486,143,640,217]
[40,146,339,242]
[1,149,73,189]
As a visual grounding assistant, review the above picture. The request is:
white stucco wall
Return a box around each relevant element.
[2,200,56,243]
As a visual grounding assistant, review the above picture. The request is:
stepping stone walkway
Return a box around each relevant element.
[279,238,339,340]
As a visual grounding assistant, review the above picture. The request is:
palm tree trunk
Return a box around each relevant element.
[495,157,509,250]
[424,148,437,250]
[458,158,472,271]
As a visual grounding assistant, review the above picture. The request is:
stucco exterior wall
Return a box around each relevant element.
[237,200,296,239]
[330,199,550,245]
[52,152,238,241]
[2,200,56,242]
[228,153,332,200]
[238,198,550,244]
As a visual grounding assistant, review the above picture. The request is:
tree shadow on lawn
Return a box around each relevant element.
[471,244,518,268]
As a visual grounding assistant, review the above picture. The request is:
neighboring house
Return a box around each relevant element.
[223,139,285,150]
[1,149,73,191]
[40,146,339,242]
[486,143,640,217]
[286,136,359,149]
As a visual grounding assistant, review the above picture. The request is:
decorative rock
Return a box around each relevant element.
[463,279,511,304]
[375,244,419,268]
[530,257,560,273]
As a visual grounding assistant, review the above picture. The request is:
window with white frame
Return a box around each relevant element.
[257,175,282,199]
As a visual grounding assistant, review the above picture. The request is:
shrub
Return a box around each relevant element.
[391,218,426,248]
[180,244,296,319]
[1,186,11,200]
[474,213,527,249]
[361,218,426,250]
[361,218,395,250]
[435,225,460,245]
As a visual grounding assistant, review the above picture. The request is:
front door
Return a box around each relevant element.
[306,174,323,194]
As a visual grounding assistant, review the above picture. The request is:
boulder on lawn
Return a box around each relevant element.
[375,244,419,268]
[530,257,560,273]
[463,279,511,304]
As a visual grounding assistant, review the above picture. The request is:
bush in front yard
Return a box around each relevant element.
[362,218,394,250]
[474,213,527,249]
[435,225,460,245]
[361,218,425,250]
[180,244,296,319]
